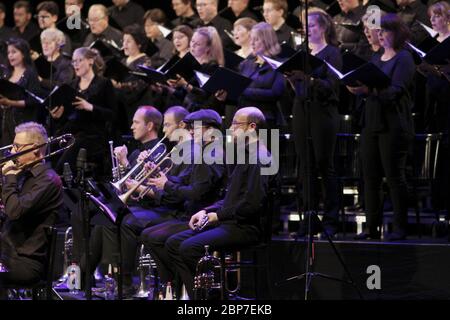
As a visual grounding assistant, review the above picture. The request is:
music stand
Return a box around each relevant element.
[276,1,362,300]
[87,180,130,300]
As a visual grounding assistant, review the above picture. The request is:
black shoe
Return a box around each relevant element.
[386,232,406,241]
[354,232,381,240]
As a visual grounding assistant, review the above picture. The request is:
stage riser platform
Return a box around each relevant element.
[265,239,450,300]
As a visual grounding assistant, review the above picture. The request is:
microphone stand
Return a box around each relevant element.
[276,1,362,300]
[77,152,92,300]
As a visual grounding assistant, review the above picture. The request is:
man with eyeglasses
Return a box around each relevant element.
[195,0,235,50]
[165,107,276,299]
[12,1,39,43]
[35,1,73,56]
[83,4,123,49]
[0,122,63,299]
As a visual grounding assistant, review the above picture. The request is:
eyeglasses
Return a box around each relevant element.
[12,142,34,151]
[71,58,85,66]
[231,121,249,127]
[87,16,106,23]
[35,14,51,20]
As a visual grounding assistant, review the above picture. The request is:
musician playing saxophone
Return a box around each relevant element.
[0,122,63,299]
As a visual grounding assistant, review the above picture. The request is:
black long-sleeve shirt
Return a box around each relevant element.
[109,1,145,30]
[174,61,224,112]
[152,140,225,217]
[83,26,124,49]
[293,45,342,107]
[238,56,286,121]
[118,54,152,105]
[204,142,273,227]
[8,67,44,125]
[55,75,117,138]
[333,5,371,60]
[12,21,40,43]
[1,163,62,261]
[40,54,75,91]
[362,49,416,134]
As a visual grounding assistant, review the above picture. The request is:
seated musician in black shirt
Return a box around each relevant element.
[73,106,188,293]
[0,122,63,298]
[165,107,274,299]
[141,109,226,291]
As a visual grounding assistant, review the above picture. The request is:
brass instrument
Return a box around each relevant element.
[133,244,157,299]
[119,145,176,204]
[109,140,121,182]
[193,245,222,300]
[57,226,73,283]
[111,135,167,193]
[0,134,75,173]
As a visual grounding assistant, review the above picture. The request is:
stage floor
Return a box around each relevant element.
[45,233,450,300]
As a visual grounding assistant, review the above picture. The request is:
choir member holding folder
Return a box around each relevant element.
[167,26,227,113]
[111,24,152,130]
[419,1,450,134]
[420,1,450,214]
[238,22,286,129]
[287,10,342,237]
[0,38,42,145]
[38,28,74,91]
[348,14,416,241]
[49,47,117,179]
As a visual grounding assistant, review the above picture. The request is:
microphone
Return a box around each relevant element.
[76,148,87,184]
[63,162,73,188]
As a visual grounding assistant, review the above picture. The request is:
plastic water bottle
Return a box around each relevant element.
[104,264,116,300]
[66,263,81,294]
[164,282,173,300]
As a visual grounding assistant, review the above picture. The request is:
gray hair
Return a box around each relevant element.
[41,28,66,48]
[15,122,48,154]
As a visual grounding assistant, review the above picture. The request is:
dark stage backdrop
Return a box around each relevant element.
[2,0,305,27]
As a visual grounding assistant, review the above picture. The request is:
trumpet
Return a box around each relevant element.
[109,140,121,182]
[119,145,177,204]
[111,135,167,193]
[0,134,75,173]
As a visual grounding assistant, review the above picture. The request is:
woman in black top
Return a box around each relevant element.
[38,28,74,91]
[0,38,42,146]
[238,22,286,129]
[112,24,152,132]
[288,11,342,236]
[419,1,450,214]
[50,47,117,180]
[168,26,227,113]
[349,14,416,240]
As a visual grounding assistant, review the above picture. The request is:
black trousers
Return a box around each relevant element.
[72,203,172,285]
[292,99,340,225]
[165,223,260,299]
[140,220,190,284]
[0,248,43,299]
[361,128,413,233]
